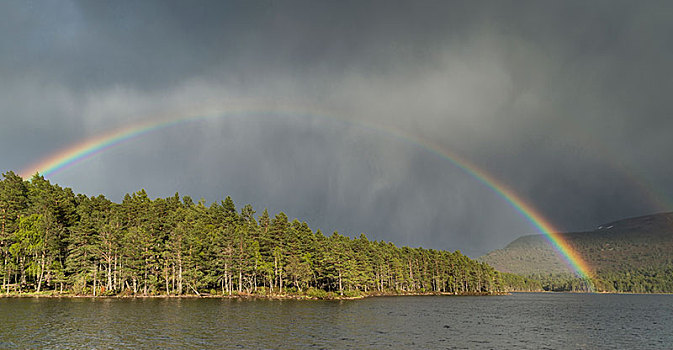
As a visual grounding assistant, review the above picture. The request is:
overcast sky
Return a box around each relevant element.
[1,1,672,256]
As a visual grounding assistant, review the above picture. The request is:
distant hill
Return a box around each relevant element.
[480,212,673,292]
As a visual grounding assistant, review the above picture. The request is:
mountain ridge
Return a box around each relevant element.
[480,212,673,292]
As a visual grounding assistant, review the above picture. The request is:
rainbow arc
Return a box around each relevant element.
[19,111,594,282]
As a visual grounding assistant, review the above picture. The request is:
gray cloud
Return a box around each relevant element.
[1,1,672,256]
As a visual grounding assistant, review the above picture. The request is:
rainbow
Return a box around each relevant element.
[21,116,214,179]
[19,111,594,282]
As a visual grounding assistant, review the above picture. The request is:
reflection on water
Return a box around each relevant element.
[1,293,671,349]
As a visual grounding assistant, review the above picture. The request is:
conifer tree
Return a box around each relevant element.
[0,172,527,295]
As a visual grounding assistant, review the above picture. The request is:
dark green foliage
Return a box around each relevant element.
[498,272,542,292]
[481,212,673,292]
[0,172,503,296]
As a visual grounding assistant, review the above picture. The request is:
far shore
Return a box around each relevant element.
[0,291,503,300]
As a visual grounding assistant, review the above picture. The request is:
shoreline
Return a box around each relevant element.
[6,290,670,298]
[504,290,673,295]
[0,291,503,300]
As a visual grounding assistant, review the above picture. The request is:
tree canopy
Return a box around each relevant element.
[0,171,511,297]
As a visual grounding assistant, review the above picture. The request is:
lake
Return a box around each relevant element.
[0,293,670,349]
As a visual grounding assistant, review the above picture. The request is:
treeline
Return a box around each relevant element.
[527,265,673,293]
[0,171,509,297]
[499,272,542,292]
[595,265,673,293]
[524,273,594,292]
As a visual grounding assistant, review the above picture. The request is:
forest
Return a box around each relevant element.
[482,214,673,293]
[0,171,514,298]
[528,266,673,293]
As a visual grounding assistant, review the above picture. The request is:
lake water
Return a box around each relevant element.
[0,293,671,349]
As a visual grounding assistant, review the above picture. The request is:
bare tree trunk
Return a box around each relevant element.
[93,265,97,296]
[113,254,118,292]
[178,253,183,295]
[221,277,225,295]
[239,239,243,293]
[19,256,26,291]
[273,253,280,287]
[279,267,283,292]
[229,272,233,295]
[2,256,6,294]
[225,263,230,295]
[338,270,343,296]
[189,282,201,296]
[143,254,148,296]
[171,263,176,294]
[164,264,170,295]
[36,251,46,292]
[253,260,258,292]
[107,253,113,291]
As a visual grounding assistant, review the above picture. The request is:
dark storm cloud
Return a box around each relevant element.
[1,0,672,256]
[1,0,495,91]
